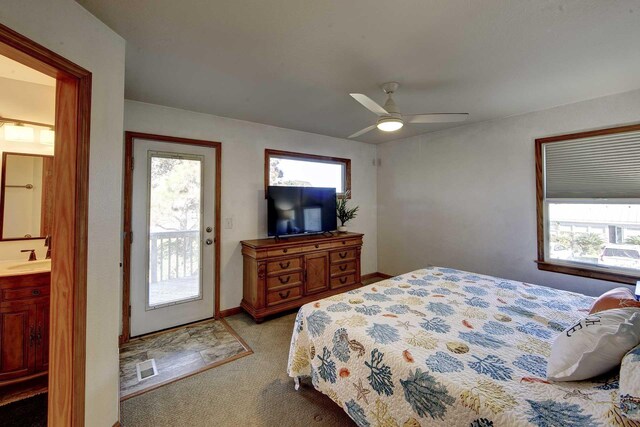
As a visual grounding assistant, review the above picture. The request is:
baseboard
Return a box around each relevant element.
[113,421,120,427]
[218,306,243,318]
[362,272,393,280]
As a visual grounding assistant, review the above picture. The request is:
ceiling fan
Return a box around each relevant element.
[348,82,469,138]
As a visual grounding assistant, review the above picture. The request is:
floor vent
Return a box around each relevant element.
[136,359,158,382]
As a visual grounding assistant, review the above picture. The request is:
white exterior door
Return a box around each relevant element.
[130,138,216,337]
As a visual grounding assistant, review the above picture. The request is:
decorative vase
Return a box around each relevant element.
[338,226,347,233]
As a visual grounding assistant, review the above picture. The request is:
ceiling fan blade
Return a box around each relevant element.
[348,125,377,139]
[350,93,389,115]
[406,113,469,124]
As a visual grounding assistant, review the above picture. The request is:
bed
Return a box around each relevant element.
[287,267,630,427]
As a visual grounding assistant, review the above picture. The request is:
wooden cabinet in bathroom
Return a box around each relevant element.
[0,272,50,383]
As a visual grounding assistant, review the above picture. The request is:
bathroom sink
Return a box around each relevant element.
[0,259,51,275]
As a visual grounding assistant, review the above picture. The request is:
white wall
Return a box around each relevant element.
[378,89,640,297]
[0,238,47,260]
[124,100,378,311]
[0,76,55,124]
[0,1,125,425]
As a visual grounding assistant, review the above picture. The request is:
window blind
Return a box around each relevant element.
[544,130,640,199]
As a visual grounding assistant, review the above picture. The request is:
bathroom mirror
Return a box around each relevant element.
[0,152,54,240]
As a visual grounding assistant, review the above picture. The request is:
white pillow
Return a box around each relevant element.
[620,344,640,420]
[547,308,640,381]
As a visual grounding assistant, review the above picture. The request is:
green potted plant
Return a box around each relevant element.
[336,191,359,233]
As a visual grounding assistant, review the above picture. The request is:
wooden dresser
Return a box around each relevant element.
[241,232,363,322]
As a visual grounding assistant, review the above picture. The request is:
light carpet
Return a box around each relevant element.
[120,312,356,426]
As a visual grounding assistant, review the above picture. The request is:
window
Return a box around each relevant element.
[265,149,351,198]
[536,124,640,284]
[147,152,203,308]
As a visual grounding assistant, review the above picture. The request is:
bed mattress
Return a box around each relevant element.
[287,267,628,426]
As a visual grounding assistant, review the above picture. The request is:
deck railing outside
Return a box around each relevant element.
[149,230,200,284]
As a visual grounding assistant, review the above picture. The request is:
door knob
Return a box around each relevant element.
[205,238,213,245]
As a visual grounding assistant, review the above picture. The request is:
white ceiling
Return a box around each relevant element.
[76,0,640,144]
[0,55,55,87]
[0,55,55,125]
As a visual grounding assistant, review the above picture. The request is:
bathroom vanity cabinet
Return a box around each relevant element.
[0,272,50,383]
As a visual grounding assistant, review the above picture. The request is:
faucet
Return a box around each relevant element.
[45,235,52,260]
[21,249,37,262]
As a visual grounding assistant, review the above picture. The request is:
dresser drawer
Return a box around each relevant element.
[330,249,357,263]
[1,285,50,302]
[267,247,301,258]
[266,272,303,290]
[266,257,302,275]
[331,274,357,289]
[301,242,334,253]
[330,260,357,277]
[331,239,360,249]
[266,286,302,306]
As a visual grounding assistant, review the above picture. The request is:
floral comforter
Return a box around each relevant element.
[287,267,630,427]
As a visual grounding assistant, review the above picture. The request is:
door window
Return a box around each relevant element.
[147,152,204,308]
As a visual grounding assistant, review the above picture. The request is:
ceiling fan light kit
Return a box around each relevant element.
[377,117,403,132]
[348,82,469,139]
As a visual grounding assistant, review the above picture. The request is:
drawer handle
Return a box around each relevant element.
[339,264,348,272]
[278,275,291,284]
[342,241,346,245]
[29,327,36,347]
[283,248,288,253]
[279,261,290,269]
[32,289,41,296]
[339,251,348,259]
[315,244,319,248]
[339,277,348,284]
[278,290,291,299]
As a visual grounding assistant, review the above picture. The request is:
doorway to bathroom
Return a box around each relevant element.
[0,23,91,425]
[0,55,55,419]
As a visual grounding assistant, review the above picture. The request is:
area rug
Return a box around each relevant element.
[120,318,252,399]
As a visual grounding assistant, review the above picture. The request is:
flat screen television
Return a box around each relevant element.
[267,186,337,237]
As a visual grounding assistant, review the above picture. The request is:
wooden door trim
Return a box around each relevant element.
[0,22,91,426]
[121,132,222,344]
[40,156,54,237]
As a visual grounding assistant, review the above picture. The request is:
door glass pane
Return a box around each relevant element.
[147,153,203,307]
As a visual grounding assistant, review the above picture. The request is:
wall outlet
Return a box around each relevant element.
[224,218,233,229]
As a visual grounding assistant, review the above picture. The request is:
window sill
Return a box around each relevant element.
[536,260,639,285]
